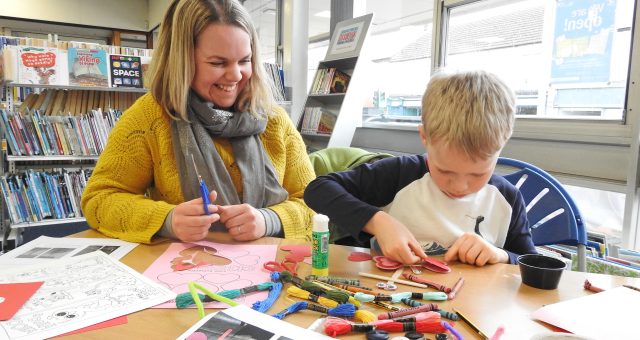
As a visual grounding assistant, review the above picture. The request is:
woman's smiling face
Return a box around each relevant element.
[191,23,253,109]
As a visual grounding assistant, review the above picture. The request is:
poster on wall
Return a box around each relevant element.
[324,13,374,61]
[550,0,617,84]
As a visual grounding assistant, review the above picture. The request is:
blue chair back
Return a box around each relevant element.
[498,157,587,271]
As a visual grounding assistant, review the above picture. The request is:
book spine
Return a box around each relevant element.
[0,109,22,156]
[21,113,42,155]
[8,112,28,155]
[0,176,20,224]
[30,111,50,155]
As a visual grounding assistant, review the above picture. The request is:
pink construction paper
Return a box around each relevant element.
[143,241,277,308]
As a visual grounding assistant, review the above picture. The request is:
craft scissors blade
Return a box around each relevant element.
[191,154,211,215]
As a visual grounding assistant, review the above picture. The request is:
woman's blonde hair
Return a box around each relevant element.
[421,70,515,160]
[148,0,275,120]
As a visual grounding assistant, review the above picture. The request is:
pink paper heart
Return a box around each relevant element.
[280,245,311,263]
[348,251,372,262]
[372,256,403,270]
[280,245,312,257]
[285,253,305,262]
[421,258,451,273]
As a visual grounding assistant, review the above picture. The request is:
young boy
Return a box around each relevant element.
[304,70,537,266]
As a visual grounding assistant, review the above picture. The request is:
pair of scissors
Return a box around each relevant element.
[263,259,298,275]
[190,154,211,215]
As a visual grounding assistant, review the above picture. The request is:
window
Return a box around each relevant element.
[244,0,279,63]
[360,0,433,128]
[444,0,634,120]
[437,0,639,249]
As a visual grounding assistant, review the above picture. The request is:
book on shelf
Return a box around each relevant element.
[0,169,92,224]
[310,67,351,95]
[68,48,109,87]
[263,62,285,101]
[316,109,337,134]
[16,46,60,86]
[301,107,338,135]
[329,69,350,94]
[0,106,123,156]
[108,54,143,88]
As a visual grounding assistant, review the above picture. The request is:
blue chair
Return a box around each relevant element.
[497,157,587,271]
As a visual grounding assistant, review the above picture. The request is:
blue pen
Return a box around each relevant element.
[190,154,211,215]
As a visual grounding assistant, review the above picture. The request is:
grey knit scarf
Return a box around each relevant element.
[171,91,288,231]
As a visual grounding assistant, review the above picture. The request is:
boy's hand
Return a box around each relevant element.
[364,211,428,264]
[444,232,509,266]
[172,191,220,242]
[218,204,266,241]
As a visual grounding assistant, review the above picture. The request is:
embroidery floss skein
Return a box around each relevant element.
[176,282,273,308]
[323,318,448,337]
[272,301,355,319]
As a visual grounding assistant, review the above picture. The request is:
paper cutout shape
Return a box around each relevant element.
[280,245,311,262]
[348,251,373,262]
[421,258,451,273]
[0,281,44,320]
[170,244,232,272]
[373,256,403,270]
[372,256,451,273]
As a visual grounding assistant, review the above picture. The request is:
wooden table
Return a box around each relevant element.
[61,230,640,339]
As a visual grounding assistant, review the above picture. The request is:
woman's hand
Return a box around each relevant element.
[172,191,220,242]
[364,211,428,264]
[218,204,266,241]
[444,232,509,266]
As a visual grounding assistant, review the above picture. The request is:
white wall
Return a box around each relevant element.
[0,0,149,31]
[148,0,170,30]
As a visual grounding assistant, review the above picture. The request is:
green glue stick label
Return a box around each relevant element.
[312,230,329,276]
[311,214,330,276]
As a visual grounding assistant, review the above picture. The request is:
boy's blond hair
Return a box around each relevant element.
[421,70,515,160]
[148,0,275,120]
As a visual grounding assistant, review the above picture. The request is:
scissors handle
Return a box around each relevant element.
[199,179,211,215]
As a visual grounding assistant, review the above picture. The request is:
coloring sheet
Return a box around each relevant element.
[0,236,137,269]
[0,252,175,340]
[143,241,277,308]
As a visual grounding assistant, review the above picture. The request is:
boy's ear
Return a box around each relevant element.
[418,124,428,148]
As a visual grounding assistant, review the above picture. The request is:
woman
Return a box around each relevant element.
[81,0,315,244]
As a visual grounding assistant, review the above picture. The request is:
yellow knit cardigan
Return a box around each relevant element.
[81,93,316,243]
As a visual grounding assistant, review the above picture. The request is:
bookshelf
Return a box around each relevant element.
[297,14,374,153]
[0,80,144,250]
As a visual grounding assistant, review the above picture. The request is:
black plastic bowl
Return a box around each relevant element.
[518,254,567,290]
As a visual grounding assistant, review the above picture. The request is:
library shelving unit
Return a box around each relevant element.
[297,13,374,153]
[0,81,147,250]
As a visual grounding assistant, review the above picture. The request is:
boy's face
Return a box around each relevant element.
[420,127,498,199]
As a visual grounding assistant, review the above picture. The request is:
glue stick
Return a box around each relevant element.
[311,214,330,276]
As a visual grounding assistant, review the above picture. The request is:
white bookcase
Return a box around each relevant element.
[297,14,374,152]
